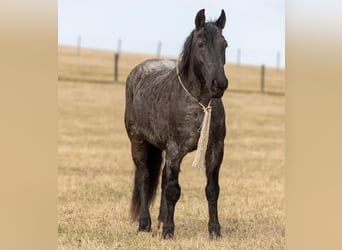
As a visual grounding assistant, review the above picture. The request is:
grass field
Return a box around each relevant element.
[58,46,285,249]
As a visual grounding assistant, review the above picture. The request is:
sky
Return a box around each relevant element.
[58,0,285,68]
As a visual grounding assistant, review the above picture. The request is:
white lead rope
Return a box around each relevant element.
[176,56,212,168]
[191,104,212,168]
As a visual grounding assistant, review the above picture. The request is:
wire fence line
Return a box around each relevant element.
[60,33,285,69]
[58,45,285,96]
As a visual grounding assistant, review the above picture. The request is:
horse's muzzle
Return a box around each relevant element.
[211,78,228,98]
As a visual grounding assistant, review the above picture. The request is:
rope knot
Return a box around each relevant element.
[202,105,212,113]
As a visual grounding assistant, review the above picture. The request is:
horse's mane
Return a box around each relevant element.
[179,30,194,75]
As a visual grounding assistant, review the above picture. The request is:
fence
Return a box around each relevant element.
[58,46,285,95]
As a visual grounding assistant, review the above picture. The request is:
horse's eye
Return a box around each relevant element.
[198,39,206,48]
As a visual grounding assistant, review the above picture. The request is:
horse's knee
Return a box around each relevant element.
[205,184,220,202]
[165,181,181,203]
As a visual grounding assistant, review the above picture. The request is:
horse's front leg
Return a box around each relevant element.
[161,147,183,239]
[205,140,224,239]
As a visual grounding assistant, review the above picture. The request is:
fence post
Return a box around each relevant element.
[156,41,162,58]
[114,53,119,82]
[113,39,122,83]
[117,39,122,54]
[276,51,281,70]
[237,48,241,66]
[77,35,81,56]
[260,64,265,93]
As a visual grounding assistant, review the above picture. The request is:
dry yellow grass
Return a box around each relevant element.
[58,46,284,249]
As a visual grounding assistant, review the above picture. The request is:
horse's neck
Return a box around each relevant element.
[182,69,211,107]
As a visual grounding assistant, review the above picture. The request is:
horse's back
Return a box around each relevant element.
[126,59,175,89]
[138,59,176,76]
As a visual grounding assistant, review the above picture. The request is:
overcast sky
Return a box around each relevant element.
[58,0,285,68]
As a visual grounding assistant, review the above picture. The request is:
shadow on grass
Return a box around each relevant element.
[147,216,284,242]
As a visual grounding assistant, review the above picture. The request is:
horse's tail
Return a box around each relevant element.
[130,145,163,222]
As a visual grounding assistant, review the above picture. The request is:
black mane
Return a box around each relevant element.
[179,30,194,75]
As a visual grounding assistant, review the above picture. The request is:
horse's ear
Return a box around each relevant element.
[215,9,226,29]
[195,9,205,30]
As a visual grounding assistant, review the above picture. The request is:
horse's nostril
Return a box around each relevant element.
[212,79,225,90]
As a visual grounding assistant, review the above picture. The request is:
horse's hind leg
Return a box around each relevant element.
[161,146,183,239]
[130,139,152,232]
[157,163,167,232]
[205,140,224,239]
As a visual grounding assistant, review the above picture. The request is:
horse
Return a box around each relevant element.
[124,9,228,239]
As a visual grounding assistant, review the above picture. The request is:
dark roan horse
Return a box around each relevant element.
[124,9,228,239]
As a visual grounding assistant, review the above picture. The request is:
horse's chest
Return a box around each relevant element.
[182,130,200,152]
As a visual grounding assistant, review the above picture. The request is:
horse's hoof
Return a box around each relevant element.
[161,226,174,240]
[209,231,221,240]
[208,223,221,239]
[137,225,152,233]
[138,217,152,233]
[162,231,174,240]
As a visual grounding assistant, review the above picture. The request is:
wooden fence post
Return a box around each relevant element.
[117,39,122,54]
[114,53,119,82]
[237,48,241,66]
[77,35,81,56]
[276,51,281,70]
[157,41,162,58]
[260,64,265,93]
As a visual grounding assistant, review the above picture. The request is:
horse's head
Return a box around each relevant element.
[190,9,228,98]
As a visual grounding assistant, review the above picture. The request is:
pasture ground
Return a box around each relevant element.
[58,46,285,249]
